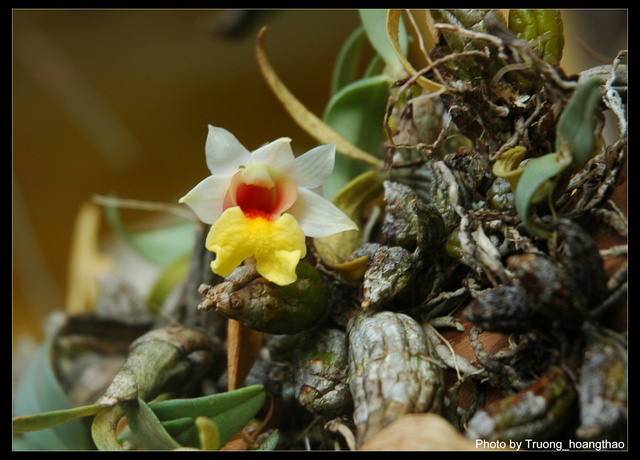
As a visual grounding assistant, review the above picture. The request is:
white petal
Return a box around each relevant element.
[249,137,295,171]
[205,125,251,175]
[281,144,336,189]
[288,188,358,238]
[178,175,230,224]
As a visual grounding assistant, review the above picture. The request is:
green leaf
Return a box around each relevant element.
[359,9,407,74]
[161,417,196,438]
[209,392,266,448]
[515,152,567,239]
[324,75,391,155]
[146,253,191,313]
[13,404,101,434]
[513,78,604,239]
[556,76,604,167]
[330,25,367,96]
[509,10,564,66]
[12,332,95,450]
[363,53,385,79]
[254,429,280,450]
[103,200,196,267]
[323,74,391,197]
[149,384,265,420]
[91,405,126,450]
[148,385,267,449]
[112,416,197,449]
[126,399,181,450]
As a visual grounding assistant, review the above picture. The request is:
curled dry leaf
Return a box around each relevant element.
[359,413,486,451]
[386,10,445,93]
[66,201,114,313]
[256,26,382,168]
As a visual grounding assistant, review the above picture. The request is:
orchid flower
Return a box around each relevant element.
[179,125,358,286]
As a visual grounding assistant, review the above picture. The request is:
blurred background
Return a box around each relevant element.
[13,10,627,348]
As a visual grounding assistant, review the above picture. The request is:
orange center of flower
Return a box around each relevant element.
[224,165,298,220]
[235,182,277,216]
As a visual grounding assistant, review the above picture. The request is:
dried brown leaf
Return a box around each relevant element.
[256,27,383,167]
[226,319,264,391]
[359,413,485,451]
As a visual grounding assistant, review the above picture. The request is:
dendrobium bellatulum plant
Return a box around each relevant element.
[180,125,358,286]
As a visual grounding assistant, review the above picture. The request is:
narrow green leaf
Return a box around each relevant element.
[209,392,266,448]
[515,153,567,239]
[126,399,181,450]
[514,77,605,239]
[363,53,385,79]
[146,253,191,313]
[91,405,126,451]
[148,386,266,450]
[13,332,94,450]
[161,417,196,437]
[330,25,367,95]
[254,429,280,450]
[323,74,391,197]
[359,9,407,74]
[103,200,195,267]
[13,404,101,434]
[149,384,265,421]
[324,74,391,155]
[114,415,198,448]
[556,77,604,167]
